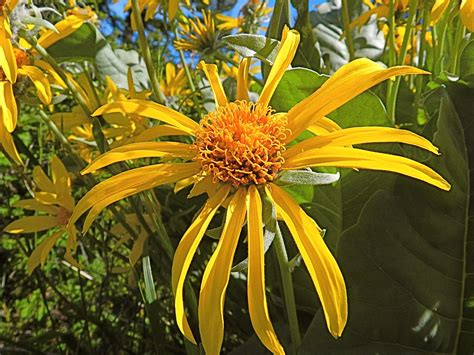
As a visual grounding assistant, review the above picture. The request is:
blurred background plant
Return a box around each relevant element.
[0,0,473,353]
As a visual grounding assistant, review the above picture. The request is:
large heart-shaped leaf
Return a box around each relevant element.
[300,87,470,353]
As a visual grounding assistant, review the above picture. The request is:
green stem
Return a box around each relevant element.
[387,0,418,124]
[385,0,397,119]
[273,222,300,354]
[174,28,196,92]
[449,18,465,75]
[414,7,431,119]
[131,0,167,104]
[341,0,355,61]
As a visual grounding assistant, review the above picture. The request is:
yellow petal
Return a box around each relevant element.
[265,183,348,338]
[51,156,74,211]
[461,0,474,32]
[258,28,300,107]
[131,125,193,143]
[0,81,17,132]
[37,15,86,49]
[70,162,200,230]
[188,174,219,198]
[81,141,195,174]
[198,61,228,107]
[284,146,451,191]
[286,59,429,142]
[431,0,450,24]
[199,188,247,355]
[33,166,55,193]
[306,117,342,136]
[92,100,199,135]
[4,216,59,234]
[14,199,60,215]
[35,60,67,88]
[246,185,284,354]
[171,185,231,344]
[0,20,17,82]
[174,175,196,194]
[169,0,180,20]
[27,230,63,274]
[18,66,52,105]
[237,58,251,101]
[0,121,21,163]
[284,126,440,159]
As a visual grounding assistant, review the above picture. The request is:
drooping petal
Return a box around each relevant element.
[0,122,21,163]
[51,156,74,211]
[35,60,67,88]
[188,174,219,198]
[199,188,247,355]
[27,230,63,274]
[0,18,17,83]
[284,126,440,159]
[81,141,196,174]
[4,216,59,234]
[0,81,17,132]
[92,100,200,135]
[258,28,300,107]
[236,58,251,101]
[198,61,228,107]
[461,0,474,32]
[246,185,284,354]
[265,183,348,338]
[284,146,451,190]
[171,185,231,344]
[18,66,52,105]
[69,162,200,229]
[286,59,429,142]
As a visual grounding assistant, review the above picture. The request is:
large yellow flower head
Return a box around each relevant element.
[68,28,449,354]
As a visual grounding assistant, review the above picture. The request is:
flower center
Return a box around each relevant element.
[57,207,72,226]
[195,100,289,186]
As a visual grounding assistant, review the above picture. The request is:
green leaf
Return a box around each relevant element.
[47,23,97,62]
[223,34,280,64]
[142,256,157,304]
[270,68,390,127]
[47,23,148,90]
[277,170,340,185]
[301,87,470,353]
[460,40,474,87]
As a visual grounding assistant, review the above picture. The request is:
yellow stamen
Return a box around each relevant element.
[195,100,290,186]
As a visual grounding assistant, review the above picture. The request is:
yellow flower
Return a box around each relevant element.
[216,0,272,33]
[4,156,78,274]
[125,0,180,21]
[68,28,449,354]
[174,10,220,55]
[160,62,189,97]
[0,47,53,163]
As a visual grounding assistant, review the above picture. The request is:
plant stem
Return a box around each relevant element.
[273,222,300,354]
[341,0,355,61]
[387,0,418,123]
[174,28,196,92]
[413,6,431,119]
[449,18,465,75]
[131,0,167,104]
[386,0,397,122]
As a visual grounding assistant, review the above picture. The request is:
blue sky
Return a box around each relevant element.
[108,0,325,21]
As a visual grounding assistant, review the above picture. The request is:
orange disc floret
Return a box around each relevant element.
[195,100,290,186]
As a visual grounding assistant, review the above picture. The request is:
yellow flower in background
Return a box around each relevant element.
[66,27,449,354]
[174,10,220,54]
[217,0,271,33]
[349,0,408,30]
[4,156,78,274]
[160,62,188,97]
[124,0,180,22]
